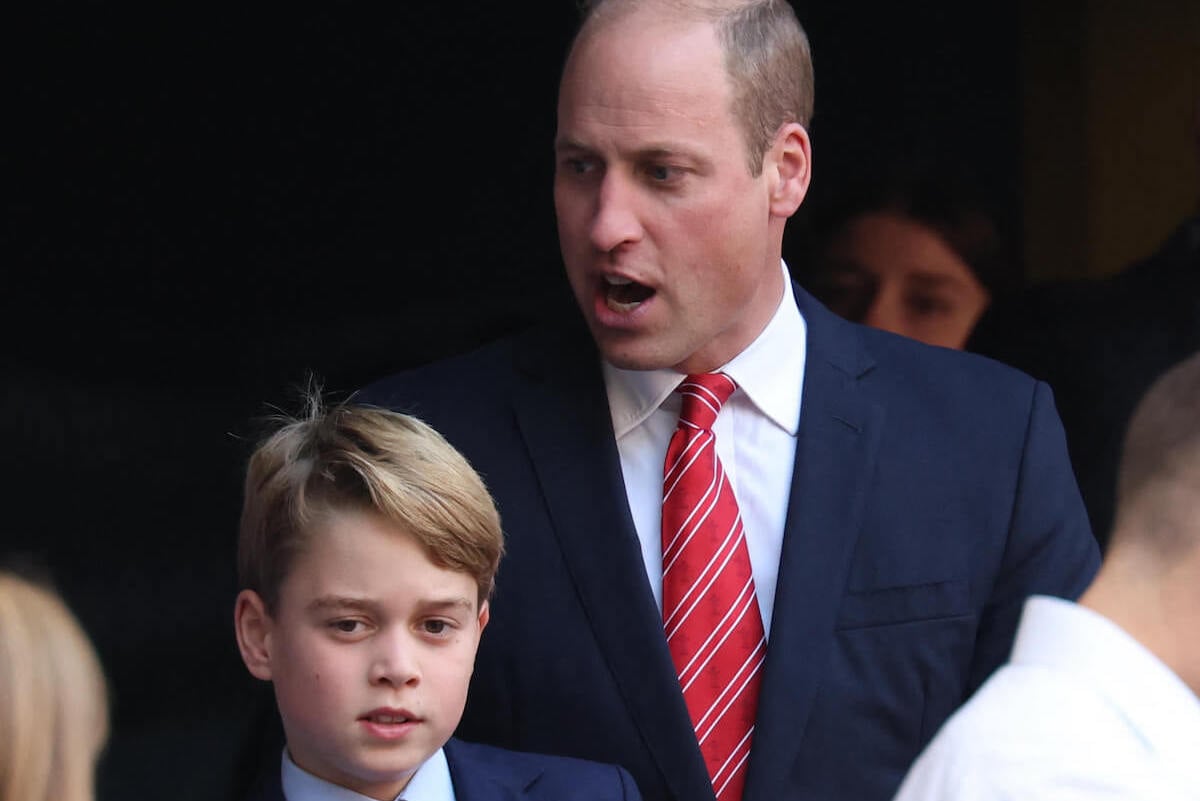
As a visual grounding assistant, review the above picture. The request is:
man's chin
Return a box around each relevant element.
[594,336,679,373]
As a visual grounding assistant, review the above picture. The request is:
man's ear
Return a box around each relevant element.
[234,589,275,681]
[766,121,812,218]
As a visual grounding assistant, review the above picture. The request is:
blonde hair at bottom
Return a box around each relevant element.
[0,570,110,801]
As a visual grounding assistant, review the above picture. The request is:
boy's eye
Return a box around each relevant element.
[331,619,364,634]
[422,620,449,635]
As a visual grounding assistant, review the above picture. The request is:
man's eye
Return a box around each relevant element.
[423,620,449,635]
[331,619,364,634]
[564,158,594,175]
[647,164,678,182]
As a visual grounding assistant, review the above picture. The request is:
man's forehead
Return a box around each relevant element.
[567,3,721,75]
[558,86,728,132]
[558,19,731,126]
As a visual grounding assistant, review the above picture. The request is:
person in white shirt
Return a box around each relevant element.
[893,350,1200,801]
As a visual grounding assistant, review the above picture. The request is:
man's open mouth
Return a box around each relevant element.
[604,275,655,312]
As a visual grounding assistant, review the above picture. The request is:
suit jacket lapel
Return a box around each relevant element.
[509,323,712,801]
[744,286,883,800]
[444,738,526,801]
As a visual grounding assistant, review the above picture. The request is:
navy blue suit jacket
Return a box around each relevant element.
[243,737,643,801]
[358,285,1100,801]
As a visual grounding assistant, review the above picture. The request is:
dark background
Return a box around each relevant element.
[7,4,1019,799]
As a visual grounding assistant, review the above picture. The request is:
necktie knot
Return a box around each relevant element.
[677,373,736,431]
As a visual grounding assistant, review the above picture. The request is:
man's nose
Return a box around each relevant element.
[590,173,643,253]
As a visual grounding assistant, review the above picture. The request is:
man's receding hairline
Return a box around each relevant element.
[571,0,745,64]
[564,2,749,162]
[572,1,714,54]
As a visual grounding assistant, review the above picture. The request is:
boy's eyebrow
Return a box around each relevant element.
[305,595,476,614]
[306,595,378,614]
[418,597,476,614]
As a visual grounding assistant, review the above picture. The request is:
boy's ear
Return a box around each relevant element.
[234,589,275,681]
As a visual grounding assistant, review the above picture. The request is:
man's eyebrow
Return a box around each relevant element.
[553,139,702,162]
[634,145,712,173]
[554,136,590,153]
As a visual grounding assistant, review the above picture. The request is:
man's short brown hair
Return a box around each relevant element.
[237,393,503,612]
[574,0,814,175]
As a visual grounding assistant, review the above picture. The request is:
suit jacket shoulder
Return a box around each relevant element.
[446,737,643,801]
[357,314,596,408]
[236,739,642,801]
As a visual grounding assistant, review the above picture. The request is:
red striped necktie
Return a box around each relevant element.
[662,372,766,801]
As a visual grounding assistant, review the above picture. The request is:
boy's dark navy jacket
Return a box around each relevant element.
[243,737,644,801]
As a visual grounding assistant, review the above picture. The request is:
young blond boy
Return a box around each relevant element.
[233,399,643,801]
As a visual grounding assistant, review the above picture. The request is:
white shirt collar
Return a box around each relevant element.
[605,260,807,437]
[281,746,455,801]
[1014,596,1200,769]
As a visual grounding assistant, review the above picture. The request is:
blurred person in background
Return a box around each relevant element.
[0,566,110,801]
[796,163,1015,350]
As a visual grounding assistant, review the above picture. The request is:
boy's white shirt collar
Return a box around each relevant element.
[605,259,806,437]
[281,746,455,801]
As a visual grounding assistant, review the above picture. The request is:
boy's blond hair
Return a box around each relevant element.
[0,569,110,801]
[238,394,504,612]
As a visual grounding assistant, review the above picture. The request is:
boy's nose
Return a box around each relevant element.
[368,634,420,687]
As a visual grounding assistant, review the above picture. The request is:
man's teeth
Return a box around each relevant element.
[372,714,409,724]
[603,275,649,312]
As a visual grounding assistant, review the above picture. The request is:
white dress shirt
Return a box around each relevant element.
[892,595,1200,801]
[281,746,456,801]
[604,261,807,635]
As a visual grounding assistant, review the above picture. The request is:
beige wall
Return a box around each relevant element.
[1022,0,1199,282]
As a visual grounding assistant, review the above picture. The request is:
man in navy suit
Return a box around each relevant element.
[359,1,1100,800]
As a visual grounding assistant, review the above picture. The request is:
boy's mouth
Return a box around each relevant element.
[360,707,418,725]
[359,709,420,741]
